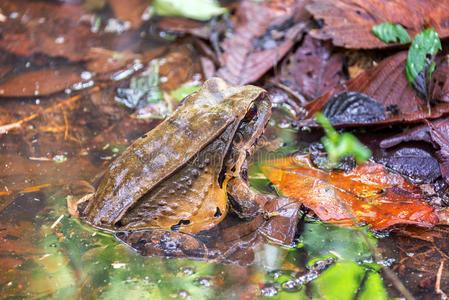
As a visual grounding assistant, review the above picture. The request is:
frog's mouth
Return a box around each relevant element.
[219,93,272,187]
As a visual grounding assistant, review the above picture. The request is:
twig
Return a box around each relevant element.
[436,260,448,300]
[50,214,64,229]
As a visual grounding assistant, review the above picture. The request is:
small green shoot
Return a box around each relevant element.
[315,112,371,166]
[372,22,410,44]
[153,0,227,21]
[406,28,442,95]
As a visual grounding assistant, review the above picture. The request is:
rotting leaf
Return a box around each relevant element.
[307,0,449,49]
[0,1,98,62]
[321,92,386,126]
[261,154,439,230]
[381,117,449,184]
[215,0,309,85]
[372,22,410,44]
[298,51,449,127]
[153,0,227,21]
[277,35,344,100]
[170,83,201,101]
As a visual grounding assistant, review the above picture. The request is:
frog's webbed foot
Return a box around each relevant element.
[227,177,266,219]
[115,230,208,260]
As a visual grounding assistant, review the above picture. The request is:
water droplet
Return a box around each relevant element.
[195,277,212,287]
[178,290,190,299]
[180,267,195,276]
[260,285,278,297]
[281,280,301,292]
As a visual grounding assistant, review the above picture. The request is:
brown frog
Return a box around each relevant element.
[74,77,272,234]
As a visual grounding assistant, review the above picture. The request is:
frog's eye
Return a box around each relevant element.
[244,102,257,121]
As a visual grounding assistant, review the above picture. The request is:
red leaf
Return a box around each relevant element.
[261,154,438,230]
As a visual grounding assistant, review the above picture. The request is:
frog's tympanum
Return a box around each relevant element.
[77,77,272,234]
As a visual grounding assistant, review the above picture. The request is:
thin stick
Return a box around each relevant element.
[435,260,448,299]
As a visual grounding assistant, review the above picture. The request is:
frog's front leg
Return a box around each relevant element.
[226,176,267,219]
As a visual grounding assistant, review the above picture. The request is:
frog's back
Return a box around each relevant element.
[83,78,264,230]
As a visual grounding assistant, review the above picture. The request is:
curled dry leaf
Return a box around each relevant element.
[216,0,310,85]
[261,154,438,230]
[299,51,449,127]
[278,35,344,100]
[307,0,449,49]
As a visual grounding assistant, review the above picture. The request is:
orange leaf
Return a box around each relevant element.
[261,154,438,230]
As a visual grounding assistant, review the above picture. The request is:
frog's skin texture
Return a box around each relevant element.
[81,77,271,234]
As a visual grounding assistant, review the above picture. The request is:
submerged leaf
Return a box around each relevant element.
[372,22,411,44]
[261,154,438,230]
[153,0,227,21]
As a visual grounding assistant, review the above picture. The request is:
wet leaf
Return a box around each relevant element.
[301,222,375,262]
[372,22,410,44]
[307,0,449,49]
[358,272,389,300]
[381,117,449,184]
[311,262,365,300]
[153,0,227,21]
[0,1,98,62]
[109,0,150,29]
[278,35,344,100]
[261,154,439,230]
[378,147,441,184]
[321,92,386,126]
[216,0,309,85]
[299,51,449,127]
[0,66,85,97]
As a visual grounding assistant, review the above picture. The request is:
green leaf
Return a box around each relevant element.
[358,271,389,300]
[301,222,376,263]
[153,0,227,21]
[170,84,201,101]
[406,28,442,88]
[372,22,411,44]
[312,262,366,300]
[315,113,372,165]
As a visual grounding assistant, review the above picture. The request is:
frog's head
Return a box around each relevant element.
[224,88,272,179]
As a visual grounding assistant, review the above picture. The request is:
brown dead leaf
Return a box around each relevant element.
[278,35,344,100]
[307,0,449,49]
[0,66,84,97]
[0,1,98,62]
[261,154,439,230]
[216,0,310,85]
[108,0,149,29]
[299,51,449,127]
